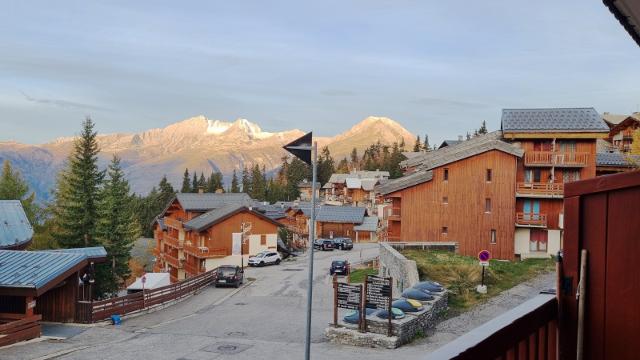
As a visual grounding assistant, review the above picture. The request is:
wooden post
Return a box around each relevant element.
[363,274,368,333]
[333,275,338,327]
[576,249,588,360]
[358,284,364,333]
[388,276,393,337]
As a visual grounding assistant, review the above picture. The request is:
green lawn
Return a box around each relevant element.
[400,249,555,314]
[349,267,378,283]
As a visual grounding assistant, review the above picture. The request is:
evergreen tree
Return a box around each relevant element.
[52,118,104,248]
[317,146,335,185]
[250,164,266,200]
[413,135,422,152]
[350,148,359,170]
[336,158,350,173]
[191,172,199,193]
[466,132,471,140]
[94,155,140,297]
[198,173,206,191]
[231,170,240,193]
[158,175,175,203]
[478,121,488,135]
[180,169,191,193]
[422,134,430,152]
[241,166,252,194]
[0,160,38,224]
[399,138,406,152]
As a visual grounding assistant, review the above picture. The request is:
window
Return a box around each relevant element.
[443,168,449,181]
[563,170,580,183]
[442,196,448,204]
[485,198,492,213]
[486,169,492,182]
[490,229,497,244]
[260,235,266,245]
[530,229,548,252]
[442,226,448,235]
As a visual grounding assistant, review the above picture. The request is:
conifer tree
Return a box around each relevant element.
[336,158,349,173]
[317,146,335,185]
[52,118,104,248]
[94,155,140,296]
[180,169,191,193]
[478,120,488,135]
[0,160,38,224]
[422,134,430,152]
[231,169,240,193]
[251,164,265,200]
[241,166,252,194]
[198,173,206,191]
[350,148,359,170]
[413,135,422,152]
[158,175,175,204]
[191,172,199,193]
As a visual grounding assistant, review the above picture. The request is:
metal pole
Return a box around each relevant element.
[304,142,317,360]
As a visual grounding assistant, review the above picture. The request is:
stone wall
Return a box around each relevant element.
[378,243,420,295]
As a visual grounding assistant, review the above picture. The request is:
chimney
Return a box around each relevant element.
[198,186,204,194]
[458,135,463,141]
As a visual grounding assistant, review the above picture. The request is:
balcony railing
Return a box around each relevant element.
[164,253,182,269]
[516,212,547,227]
[163,217,184,230]
[183,244,228,259]
[428,293,558,359]
[183,261,205,275]
[516,182,564,198]
[388,207,401,221]
[525,151,589,167]
[163,234,183,249]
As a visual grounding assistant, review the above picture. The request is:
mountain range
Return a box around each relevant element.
[0,116,414,201]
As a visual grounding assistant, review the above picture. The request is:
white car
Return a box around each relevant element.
[248,251,281,267]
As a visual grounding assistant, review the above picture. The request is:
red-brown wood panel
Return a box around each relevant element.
[604,187,640,359]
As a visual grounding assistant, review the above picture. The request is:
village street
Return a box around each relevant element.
[1,244,554,360]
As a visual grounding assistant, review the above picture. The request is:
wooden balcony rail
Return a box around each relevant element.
[183,244,228,258]
[183,261,204,275]
[163,217,184,230]
[163,234,183,249]
[516,212,547,227]
[388,207,401,220]
[428,293,558,360]
[164,252,182,268]
[516,182,564,197]
[0,315,42,347]
[525,151,589,167]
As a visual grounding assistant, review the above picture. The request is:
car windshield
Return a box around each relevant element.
[256,252,267,258]
[344,239,352,243]
[332,261,345,266]
[219,268,236,276]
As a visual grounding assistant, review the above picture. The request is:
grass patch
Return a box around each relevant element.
[349,268,378,283]
[401,249,555,314]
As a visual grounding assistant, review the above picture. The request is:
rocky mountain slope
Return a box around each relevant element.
[0,116,414,199]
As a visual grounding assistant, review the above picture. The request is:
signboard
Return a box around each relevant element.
[365,275,392,310]
[336,283,362,310]
[478,250,491,262]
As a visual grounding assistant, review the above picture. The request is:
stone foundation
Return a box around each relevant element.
[325,291,448,348]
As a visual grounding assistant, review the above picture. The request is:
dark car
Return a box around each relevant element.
[332,237,353,250]
[215,265,243,288]
[330,260,350,276]
[314,239,334,251]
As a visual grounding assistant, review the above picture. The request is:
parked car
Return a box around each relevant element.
[332,237,353,250]
[215,265,243,288]
[319,239,335,251]
[329,260,350,275]
[248,251,281,267]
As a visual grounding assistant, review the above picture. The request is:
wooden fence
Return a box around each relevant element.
[0,315,42,347]
[76,269,217,323]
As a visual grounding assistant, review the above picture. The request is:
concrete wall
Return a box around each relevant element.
[514,228,561,259]
[378,243,420,295]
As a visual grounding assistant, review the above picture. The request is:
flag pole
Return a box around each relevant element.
[304,141,318,360]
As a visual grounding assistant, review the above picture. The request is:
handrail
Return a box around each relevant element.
[516,182,564,196]
[427,294,558,359]
[516,212,547,227]
[525,151,589,167]
[183,244,227,258]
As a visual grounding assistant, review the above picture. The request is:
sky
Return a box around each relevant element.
[1,0,639,145]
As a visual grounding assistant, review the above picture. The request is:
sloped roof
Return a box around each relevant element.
[316,206,366,224]
[327,170,390,184]
[401,131,523,170]
[184,204,282,232]
[0,250,89,295]
[353,216,378,232]
[0,200,34,249]
[297,180,320,189]
[501,108,609,133]
[44,246,108,261]
[174,193,253,212]
[603,0,640,47]
[596,152,640,167]
[439,139,462,149]
[376,170,434,196]
[602,113,635,126]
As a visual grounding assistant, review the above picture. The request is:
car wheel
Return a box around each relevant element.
[259,261,265,267]
[275,259,281,265]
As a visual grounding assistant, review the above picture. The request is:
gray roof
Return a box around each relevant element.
[184,204,281,232]
[0,250,88,292]
[401,131,523,170]
[501,108,609,133]
[174,193,253,212]
[353,216,378,232]
[0,200,34,249]
[439,140,462,149]
[596,152,640,167]
[44,246,108,261]
[376,170,434,195]
[253,203,288,220]
[316,206,366,224]
[327,170,390,184]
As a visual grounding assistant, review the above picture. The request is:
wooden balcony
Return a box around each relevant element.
[516,212,547,228]
[164,253,182,269]
[428,293,557,359]
[163,217,184,230]
[183,261,205,276]
[183,244,228,259]
[516,182,564,198]
[524,151,589,167]
[388,207,401,221]
[163,234,183,249]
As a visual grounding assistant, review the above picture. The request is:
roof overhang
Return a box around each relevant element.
[502,132,609,139]
[0,258,89,297]
[604,0,640,47]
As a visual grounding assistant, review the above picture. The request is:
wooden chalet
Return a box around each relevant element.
[380,131,523,259]
[153,193,282,282]
[605,114,639,152]
[297,180,320,202]
[0,200,34,250]
[0,247,106,345]
[324,171,389,208]
[315,205,368,239]
[596,151,640,176]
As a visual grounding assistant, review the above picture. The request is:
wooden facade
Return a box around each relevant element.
[317,222,355,239]
[387,150,518,259]
[608,116,639,152]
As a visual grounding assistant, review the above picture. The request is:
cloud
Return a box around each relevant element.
[410,96,488,109]
[321,89,356,97]
[20,91,110,112]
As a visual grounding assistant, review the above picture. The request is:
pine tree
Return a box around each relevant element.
[180,169,191,193]
[241,166,252,194]
[231,170,240,193]
[466,132,471,140]
[336,158,350,173]
[158,175,175,204]
[52,118,104,249]
[191,172,199,193]
[198,173,206,192]
[350,148,359,170]
[422,134,430,152]
[251,164,265,200]
[413,135,422,152]
[317,146,335,185]
[0,160,38,224]
[478,121,488,135]
[94,155,140,297]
